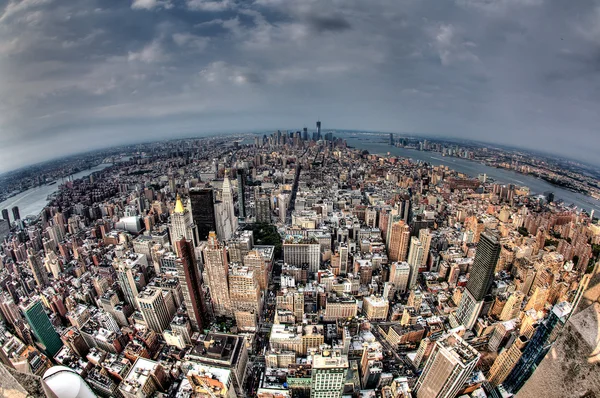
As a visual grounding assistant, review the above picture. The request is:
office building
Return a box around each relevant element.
[407,237,424,288]
[499,291,525,321]
[256,196,272,223]
[389,262,410,294]
[414,332,480,398]
[503,302,572,393]
[176,238,206,332]
[27,249,49,288]
[388,220,410,262]
[21,299,64,357]
[189,188,217,241]
[229,265,261,331]
[362,295,389,321]
[419,228,432,267]
[12,206,20,221]
[454,230,501,329]
[310,349,349,398]
[487,335,528,386]
[1,208,9,223]
[237,168,246,219]
[137,287,176,333]
[283,236,320,274]
[170,195,198,254]
[203,232,232,317]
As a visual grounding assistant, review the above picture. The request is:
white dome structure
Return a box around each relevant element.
[42,366,96,398]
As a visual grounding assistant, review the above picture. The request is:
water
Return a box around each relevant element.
[344,136,600,214]
[0,163,112,219]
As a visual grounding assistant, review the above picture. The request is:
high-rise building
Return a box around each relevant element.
[203,232,232,317]
[388,220,410,262]
[115,257,141,311]
[237,168,246,219]
[316,120,322,139]
[283,236,320,274]
[414,332,480,398]
[189,188,216,241]
[389,133,394,145]
[169,195,198,254]
[502,302,572,393]
[255,196,271,223]
[454,230,501,329]
[229,265,261,331]
[215,176,238,241]
[487,335,528,386]
[176,238,206,332]
[311,350,349,398]
[419,228,432,267]
[12,206,20,221]
[21,299,64,357]
[137,287,176,333]
[28,249,49,288]
[499,291,525,321]
[388,262,410,294]
[407,237,424,288]
[1,208,9,223]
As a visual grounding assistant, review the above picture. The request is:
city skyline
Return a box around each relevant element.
[2,1,600,171]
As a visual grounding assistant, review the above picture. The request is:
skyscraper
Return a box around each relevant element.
[228,265,261,331]
[236,168,246,219]
[419,228,432,267]
[115,258,140,311]
[28,249,49,288]
[176,238,206,332]
[215,175,238,241]
[502,301,572,393]
[454,230,501,329]
[1,209,9,223]
[189,188,216,241]
[21,299,63,357]
[407,237,424,289]
[203,232,232,317]
[137,287,175,333]
[388,220,410,262]
[311,350,349,398]
[12,206,20,221]
[389,133,394,145]
[316,120,321,139]
[169,195,198,253]
[487,335,528,386]
[255,196,271,223]
[414,332,480,398]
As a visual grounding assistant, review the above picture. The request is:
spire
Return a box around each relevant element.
[174,195,185,214]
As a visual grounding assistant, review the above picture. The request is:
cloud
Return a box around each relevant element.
[1,0,600,172]
[131,0,173,10]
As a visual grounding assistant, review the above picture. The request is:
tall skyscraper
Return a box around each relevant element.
[176,238,206,332]
[389,262,411,294]
[12,206,20,221]
[388,220,410,262]
[407,237,424,289]
[502,302,572,393]
[499,291,525,321]
[215,175,238,241]
[419,228,432,267]
[311,350,349,398]
[114,255,144,311]
[203,232,232,317]
[189,187,216,241]
[28,249,49,288]
[21,299,63,357]
[169,195,198,253]
[236,168,246,219]
[454,230,501,329]
[1,208,9,223]
[414,332,480,398]
[316,120,321,139]
[389,133,394,145]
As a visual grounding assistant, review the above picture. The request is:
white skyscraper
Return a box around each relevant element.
[407,237,424,289]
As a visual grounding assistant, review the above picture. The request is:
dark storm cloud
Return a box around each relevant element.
[304,14,351,33]
[1,0,600,171]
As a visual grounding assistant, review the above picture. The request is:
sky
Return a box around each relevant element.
[1,0,600,172]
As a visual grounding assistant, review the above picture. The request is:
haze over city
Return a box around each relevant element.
[2,0,600,172]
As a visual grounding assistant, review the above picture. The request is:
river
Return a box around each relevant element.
[0,163,112,219]
[343,135,600,214]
